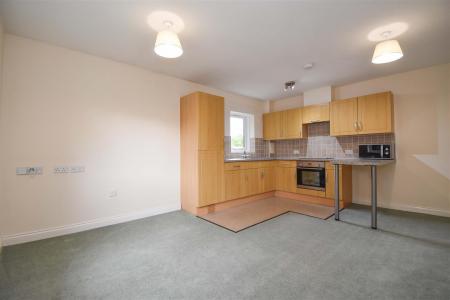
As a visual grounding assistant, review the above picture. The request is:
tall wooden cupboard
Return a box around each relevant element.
[180,92,224,214]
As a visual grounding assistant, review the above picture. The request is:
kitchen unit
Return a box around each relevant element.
[330,91,393,136]
[180,92,225,214]
[224,161,276,200]
[265,91,393,140]
[301,103,330,124]
[223,159,352,208]
[263,108,306,140]
[181,90,394,216]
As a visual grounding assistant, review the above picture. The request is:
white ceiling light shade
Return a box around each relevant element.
[154,29,183,58]
[372,39,403,64]
[147,11,184,59]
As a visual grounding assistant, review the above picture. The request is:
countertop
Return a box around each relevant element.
[331,158,395,166]
[224,157,396,165]
[224,157,333,162]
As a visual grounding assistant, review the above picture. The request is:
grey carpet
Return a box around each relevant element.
[1,204,449,299]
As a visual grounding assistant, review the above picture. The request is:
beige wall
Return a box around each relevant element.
[0,34,265,245]
[334,64,450,216]
[270,94,303,112]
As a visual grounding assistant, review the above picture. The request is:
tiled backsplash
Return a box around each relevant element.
[224,137,268,159]
[274,123,395,158]
[225,122,395,159]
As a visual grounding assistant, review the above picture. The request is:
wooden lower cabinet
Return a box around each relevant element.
[223,161,351,206]
[275,166,297,193]
[240,169,260,198]
[259,167,275,193]
[224,170,241,201]
[224,163,275,201]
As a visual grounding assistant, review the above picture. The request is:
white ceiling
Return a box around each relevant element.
[0,0,449,100]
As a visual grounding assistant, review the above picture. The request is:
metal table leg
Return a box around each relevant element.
[371,165,377,229]
[334,164,340,220]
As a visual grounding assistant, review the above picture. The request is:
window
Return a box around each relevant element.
[230,112,253,153]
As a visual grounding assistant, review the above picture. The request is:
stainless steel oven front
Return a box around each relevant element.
[296,161,326,191]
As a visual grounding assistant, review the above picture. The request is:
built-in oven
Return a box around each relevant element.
[297,161,326,191]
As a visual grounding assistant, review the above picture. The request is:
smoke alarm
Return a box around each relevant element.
[284,81,296,91]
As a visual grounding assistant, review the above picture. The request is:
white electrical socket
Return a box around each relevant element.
[16,167,43,175]
[293,149,300,155]
[344,149,354,156]
[54,166,85,174]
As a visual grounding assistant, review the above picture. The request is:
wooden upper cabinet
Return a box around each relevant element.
[198,92,224,151]
[357,92,393,134]
[263,108,305,140]
[330,98,358,136]
[302,103,330,124]
[330,91,394,136]
[282,108,304,139]
[263,111,281,140]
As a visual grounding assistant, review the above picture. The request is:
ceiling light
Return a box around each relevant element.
[147,12,184,59]
[284,81,296,91]
[371,31,403,64]
[372,39,403,64]
[154,28,183,58]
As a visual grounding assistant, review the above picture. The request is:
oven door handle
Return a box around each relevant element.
[297,167,324,170]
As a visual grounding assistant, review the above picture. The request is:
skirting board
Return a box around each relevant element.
[352,200,450,218]
[1,203,181,246]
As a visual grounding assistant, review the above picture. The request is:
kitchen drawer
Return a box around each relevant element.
[224,161,260,170]
[258,161,277,168]
[277,160,297,168]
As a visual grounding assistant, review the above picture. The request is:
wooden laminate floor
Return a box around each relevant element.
[199,197,335,232]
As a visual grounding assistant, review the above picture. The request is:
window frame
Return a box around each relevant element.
[230,112,251,153]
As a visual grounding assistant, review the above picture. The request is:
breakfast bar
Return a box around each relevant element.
[332,159,395,229]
